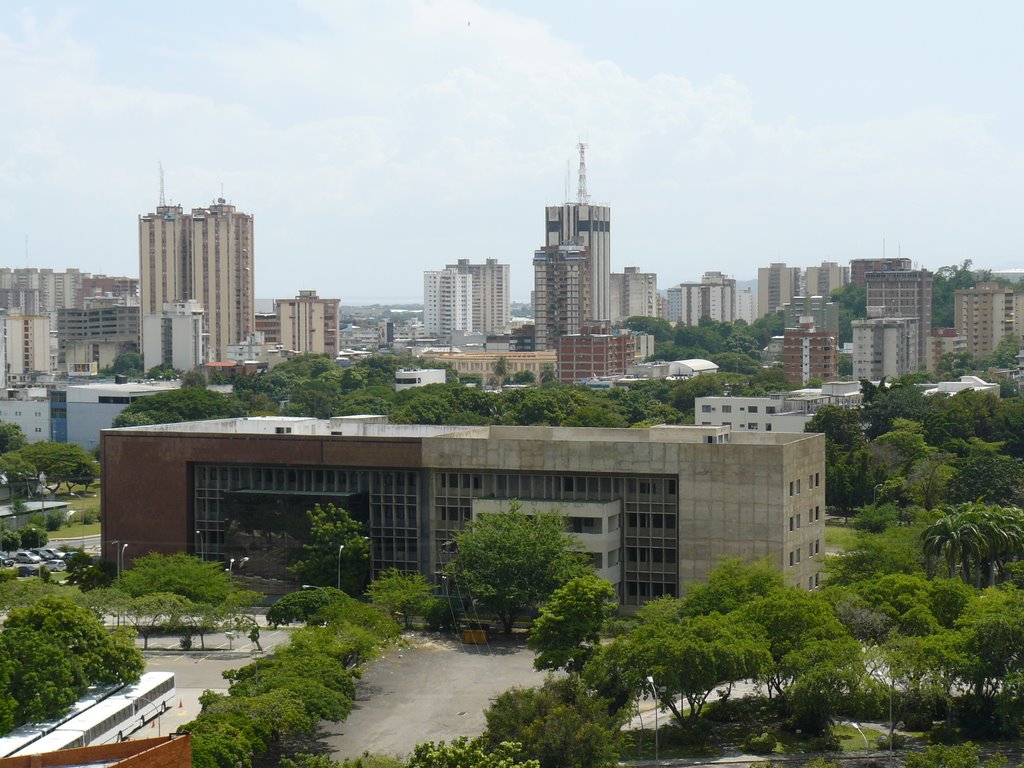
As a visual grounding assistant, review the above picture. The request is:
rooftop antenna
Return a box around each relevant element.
[576,140,589,205]
[159,162,166,206]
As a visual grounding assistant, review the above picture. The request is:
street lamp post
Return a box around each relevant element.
[195,529,205,560]
[337,544,345,590]
[873,483,884,506]
[226,556,249,580]
[646,675,659,761]
[116,543,128,580]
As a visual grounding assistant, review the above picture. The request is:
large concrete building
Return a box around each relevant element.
[139,199,254,362]
[757,263,801,318]
[446,258,511,335]
[610,267,658,323]
[101,418,826,606]
[57,305,140,370]
[954,282,1016,359]
[423,268,473,338]
[667,272,737,325]
[852,316,920,381]
[865,267,932,359]
[4,314,51,376]
[68,381,179,451]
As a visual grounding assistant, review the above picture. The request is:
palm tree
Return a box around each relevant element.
[492,356,510,387]
[923,504,986,582]
[922,503,1024,585]
[539,363,557,385]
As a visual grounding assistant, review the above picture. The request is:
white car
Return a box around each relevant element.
[13,551,42,564]
[43,558,67,572]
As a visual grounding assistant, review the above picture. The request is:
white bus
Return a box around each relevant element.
[12,673,176,755]
[0,683,120,758]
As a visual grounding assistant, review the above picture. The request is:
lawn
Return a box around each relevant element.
[824,520,859,553]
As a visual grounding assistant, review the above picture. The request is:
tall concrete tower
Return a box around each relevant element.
[545,143,611,323]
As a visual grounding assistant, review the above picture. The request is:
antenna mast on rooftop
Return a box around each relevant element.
[159,162,166,206]
[576,141,589,205]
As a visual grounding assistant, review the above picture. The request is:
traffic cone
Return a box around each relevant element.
[178,699,183,709]
[151,719,156,729]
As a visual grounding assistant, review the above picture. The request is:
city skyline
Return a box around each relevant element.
[2,2,1024,302]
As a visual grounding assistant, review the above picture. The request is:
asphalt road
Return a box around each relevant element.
[321,634,546,760]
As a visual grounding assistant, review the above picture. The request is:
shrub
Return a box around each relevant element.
[45,510,64,532]
[423,596,460,633]
[743,731,777,754]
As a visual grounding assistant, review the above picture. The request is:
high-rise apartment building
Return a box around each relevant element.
[757,263,801,318]
[782,321,838,385]
[423,268,473,338]
[667,272,737,326]
[139,199,254,362]
[4,314,51,375]
[736,287,757,324]
[805,261,849,296]
[865,268,931,364]
[545,144,611,323]
[954,282,1016,359]
[445,258,510,335]
[275,290,340,358]
[849,257,912,288]
[610,267,658,322]
[852,317,920,380]
[533,243,591,350]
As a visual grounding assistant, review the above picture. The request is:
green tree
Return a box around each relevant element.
[290,504,370,593]
[0,627,78,728]
[785,635,867,734]
[366,568,433,628]
[0,423,26,454]
[949,454,1024,506]
[122,592,190,649]
[527,573,616,673]
[118,552,251,604]
[0,452,36,499]
[444,502,590,633]
[15,442,99,493]
[614,605,770,724]
[111,387,245,427]
[905,743,1006,768]
[483,677,623,768]
[108,351,144,376]
[408,737,539,768]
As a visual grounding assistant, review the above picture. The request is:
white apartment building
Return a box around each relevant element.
[0,388,50,442]
[667,272,736,325]
[610,267,659,323]
[142,300,207,372]
[695,382,862,434]
[736,287,757,324]
[423,268,474,337]
[852,317,920,380]
[445,258,510,335]
[395,368,447,391]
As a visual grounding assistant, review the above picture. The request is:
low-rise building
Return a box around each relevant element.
[101,418,826,606]
[695,382,862,434]
[395,368,447,391]
[921,375,1000,398]
[67,381,179,451]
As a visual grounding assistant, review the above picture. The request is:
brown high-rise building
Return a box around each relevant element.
[954,282,1016,359]
[139,199,254,362]
[783,321,838,385]
[275,290,340,358]
[533,243,592,350]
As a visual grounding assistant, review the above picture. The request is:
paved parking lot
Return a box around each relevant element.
[322,634,546,760]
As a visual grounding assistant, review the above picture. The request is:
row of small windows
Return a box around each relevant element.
[789,473,821,496]
[789,539,822,566]
[788,507,821,530]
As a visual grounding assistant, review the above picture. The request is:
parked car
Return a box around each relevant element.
[31,547,66,561]
[16,564,39,577]
[43,558,67,572]
[13,551,42,564]
[1,556,13,568]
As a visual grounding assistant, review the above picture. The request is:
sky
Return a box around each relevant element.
[1,1,1023,304]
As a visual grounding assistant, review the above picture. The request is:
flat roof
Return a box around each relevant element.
[104,416,816,446]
